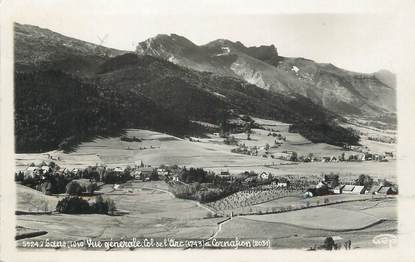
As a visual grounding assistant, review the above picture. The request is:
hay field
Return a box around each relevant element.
[16,184,59,212]
[216,216,397,249]
[16,181,220,243]
[244,207,382,231]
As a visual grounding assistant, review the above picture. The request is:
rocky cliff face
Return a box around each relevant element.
[136,34,396,118]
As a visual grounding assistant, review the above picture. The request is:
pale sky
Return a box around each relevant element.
[8,0,401,73]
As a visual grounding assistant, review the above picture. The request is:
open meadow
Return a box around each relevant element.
[16,181,222,245]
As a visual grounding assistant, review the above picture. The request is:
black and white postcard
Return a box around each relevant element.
[1,0,414,261]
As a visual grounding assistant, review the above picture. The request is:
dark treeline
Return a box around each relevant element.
[289,122,360,147]
[14,69,192,152]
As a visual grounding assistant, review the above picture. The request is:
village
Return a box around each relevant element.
[15,116,397,250]
[16,154,397,216]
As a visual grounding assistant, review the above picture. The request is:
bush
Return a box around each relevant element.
[323,236,335,250]
[15,172,24,182]
[86,183,98,194]
[56,196,91,214]
[92,195,109,214]
[66,179,97,195]
[355,174,374,188]
[65,181,83,195]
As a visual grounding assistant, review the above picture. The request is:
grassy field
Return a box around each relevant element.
[216,216,397,249]
[244,207,382,231]
[16,181,222,244]
[16,184,60,212]
[15,119,397,181]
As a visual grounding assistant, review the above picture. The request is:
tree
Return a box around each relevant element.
[323,236,335,250]
[381,179,393,187]
[56,196,91,214]
[290,152,298,162]
[66,181,83,195]
[93,195,108,214]
[340,152,346,161]
[355,174,373,188]
[265,143,270,151]
[219,110,231,138]
[245,122,252,140]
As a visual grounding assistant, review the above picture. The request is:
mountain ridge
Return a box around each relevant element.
[136,33,396,117]
[14,23,360,152]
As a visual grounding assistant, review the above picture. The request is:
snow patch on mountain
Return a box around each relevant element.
[292,66,300,73]
[168,55,179,64]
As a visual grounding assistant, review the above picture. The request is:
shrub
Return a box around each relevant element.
[15,172,24,182]
[66,181,83,195]
[92,195,109,214]
[86,182,98,194]
[355,174,373,188]
[323,236,335,250]
[56,196,91,214]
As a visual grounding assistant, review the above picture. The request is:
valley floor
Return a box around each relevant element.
[15,118,397,250]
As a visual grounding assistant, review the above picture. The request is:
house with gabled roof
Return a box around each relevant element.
[351,185,366,194]
[369,185,383,194]
[378,186,395,195]
[342,185,355,194]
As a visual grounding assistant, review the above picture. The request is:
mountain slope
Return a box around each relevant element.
[14,23,360,152]
[136,34,396,118]
[15,23,127,77]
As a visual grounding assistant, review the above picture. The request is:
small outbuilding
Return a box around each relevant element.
[342,185,355,194]
[333,185,345,194]
[351,185,366,194]
[378,186,395,195]
[369,185,383,194]
[137,167,154,181]
[259,172,272,180]
[113,167,125,173]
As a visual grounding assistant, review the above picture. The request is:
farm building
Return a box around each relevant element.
[333,185,345,194]
[23,167,40,179]
[259,172,272,180]
[342,185,355,194]
[157,168,169,176]
[113,167,125,173]
[41,165,51,174]
[369,185,383,194]
[351,185,366,194]
[220,171,230,176]
[137,167,154,181]
[378,186,396,195]
[276,182,288,188]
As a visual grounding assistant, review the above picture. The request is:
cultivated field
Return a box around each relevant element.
[216,197,397,249]
[216,216,397,249]
[245,206,383,231]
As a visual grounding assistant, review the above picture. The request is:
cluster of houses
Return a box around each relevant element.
[304,174,397,198]
[333,184,396,195]
[275,150,394,163]
[19,160,168,183]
